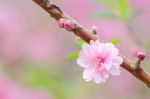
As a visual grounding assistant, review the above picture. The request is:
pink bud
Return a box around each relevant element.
[58,18,65,28]
[137,50,146,60]
[64,20,74,31]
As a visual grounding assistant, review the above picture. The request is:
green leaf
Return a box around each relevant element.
[75,38,86,47]
[21,66,66,99]
[97,0,130,21]
[146,40,150,50]
[109,38,121,44]
[117,0,129,20]
[90,11,118,19]
[66,51,79,60]
[97,0,118,10]
[117,0,129,11]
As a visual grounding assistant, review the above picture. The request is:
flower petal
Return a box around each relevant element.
[101,70,109,79]
[83,67,95,81]
[93,72,107,83]
[110,67,121,75]
[103,62,112,70]
[93,73,103,83]
[104,43,119,58]
[77,57,88,68]
[112,56,123,65]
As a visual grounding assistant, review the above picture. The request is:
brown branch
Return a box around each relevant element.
[32,0,150,87]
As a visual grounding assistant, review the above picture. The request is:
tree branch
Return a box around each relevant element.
[32,0,150,87]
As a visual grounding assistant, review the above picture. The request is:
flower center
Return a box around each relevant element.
[96,56,105,71]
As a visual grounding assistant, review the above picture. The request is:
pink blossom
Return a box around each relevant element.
[77,40,123,83]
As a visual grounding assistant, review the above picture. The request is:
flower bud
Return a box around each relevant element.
[91,26,97,34]
[137,51,146,61]
[58,18,65,28]
[64,20,75,31]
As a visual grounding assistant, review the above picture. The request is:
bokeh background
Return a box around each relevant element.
[0,0,150,99]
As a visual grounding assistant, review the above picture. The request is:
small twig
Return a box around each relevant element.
[134,50,146,69]
[32,0,150,87]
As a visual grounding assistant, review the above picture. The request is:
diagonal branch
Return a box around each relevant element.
[32,0,150,87]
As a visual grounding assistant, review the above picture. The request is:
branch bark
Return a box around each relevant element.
[32,0,150,87]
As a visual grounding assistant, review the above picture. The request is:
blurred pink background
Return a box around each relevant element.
[0,0,150,99]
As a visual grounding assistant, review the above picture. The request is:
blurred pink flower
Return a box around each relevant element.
[21,32,59,63]
[0,4,27,63]
[63,0,95,24]
[24,89,53,99]
[77,40,123,83]
[131,0,150,8]
[0,3,61,64]
[0,77,53,99]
